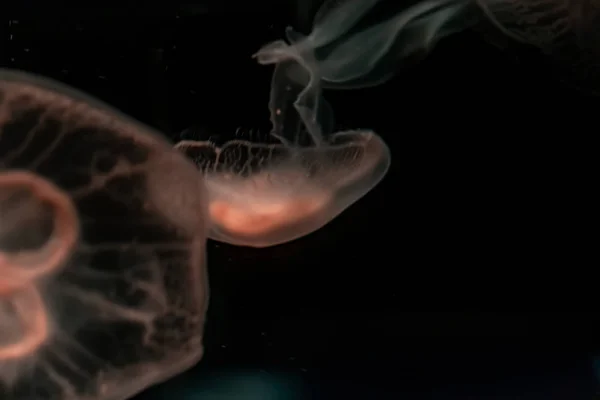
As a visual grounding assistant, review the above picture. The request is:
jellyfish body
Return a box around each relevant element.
[175,128,389,248]
[0,69,209,400]
[175,0,399,248]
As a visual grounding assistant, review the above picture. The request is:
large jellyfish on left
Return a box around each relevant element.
[0,69,209,400]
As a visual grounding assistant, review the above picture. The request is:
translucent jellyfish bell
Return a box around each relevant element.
[0,69,209,400]
[175,129,388,249]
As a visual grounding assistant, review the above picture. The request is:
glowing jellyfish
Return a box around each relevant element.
[175,2,393,248]
[0,69,209,400]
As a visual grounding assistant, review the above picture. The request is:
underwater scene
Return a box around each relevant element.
[1,0,599,399]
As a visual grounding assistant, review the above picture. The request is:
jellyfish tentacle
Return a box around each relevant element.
[0,68,208,400]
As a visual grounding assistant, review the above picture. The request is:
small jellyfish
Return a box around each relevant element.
[175,4,392,248]
[0,69,209,400]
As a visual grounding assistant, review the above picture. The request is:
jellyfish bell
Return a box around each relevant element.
[0,68,209,400]
[175,128,389,248]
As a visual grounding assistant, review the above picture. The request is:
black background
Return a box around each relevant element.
[2,1,599,399]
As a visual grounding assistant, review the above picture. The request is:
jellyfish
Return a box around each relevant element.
[174,4,396,248]
[0,69,209,400]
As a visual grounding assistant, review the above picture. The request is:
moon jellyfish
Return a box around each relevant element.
[0,69,209,400]
[175,5,392,248]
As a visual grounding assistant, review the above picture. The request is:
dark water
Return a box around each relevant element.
[2,2,599,399]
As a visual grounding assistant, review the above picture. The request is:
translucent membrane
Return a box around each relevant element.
[0,69,209,400]
[176,129,389,248]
